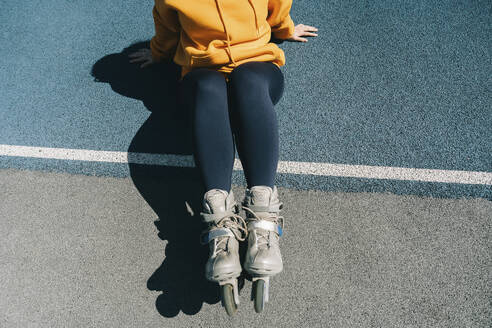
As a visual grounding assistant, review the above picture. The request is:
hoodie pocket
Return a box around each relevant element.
[190,47,230,66]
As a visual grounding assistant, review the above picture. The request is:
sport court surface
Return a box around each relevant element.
[0,0,490,327]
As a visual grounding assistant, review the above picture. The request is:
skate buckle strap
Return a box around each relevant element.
[200,210,237,223]
[248,220,283,237]
[200,228,234,244]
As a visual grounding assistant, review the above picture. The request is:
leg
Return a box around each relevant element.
[228,62,285,313]
[179,69,247,316]
[178,68,235,192]
[227,61,284,189]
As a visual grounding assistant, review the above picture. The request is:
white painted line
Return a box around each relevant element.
[0,144,195,167]
[1,144,491,185]
[276,161,492,185]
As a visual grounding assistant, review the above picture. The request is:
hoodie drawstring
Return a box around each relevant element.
[215,0,236,64]
[247,0,259,37]
[215,0,260,65]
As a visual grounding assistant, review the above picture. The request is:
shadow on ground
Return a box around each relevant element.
[92,41,223,317]
[90,37,286,316]
[90,39,490,317]
[129,165,222,317]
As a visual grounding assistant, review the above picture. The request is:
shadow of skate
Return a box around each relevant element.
[92,41,223,317]
[129,165,221,317]
[129,165,248,317]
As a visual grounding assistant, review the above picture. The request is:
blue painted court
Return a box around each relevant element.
[0,0,490,199]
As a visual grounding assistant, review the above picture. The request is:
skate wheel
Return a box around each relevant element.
[253,279,265,313]
[220,284,238,316]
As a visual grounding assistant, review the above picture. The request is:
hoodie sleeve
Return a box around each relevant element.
[150,1,180,62]
[267,0,295,39]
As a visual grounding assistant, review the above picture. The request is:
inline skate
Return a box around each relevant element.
[242,185,284,313]
[200,188,248,316]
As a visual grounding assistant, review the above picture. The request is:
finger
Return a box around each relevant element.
[304,25,318,31]
[130,48,149,56]
[295,36,308,42]
[129,57,146,63]
[141,60,152,68]
[128,51,145,58]
[301,32,318,37]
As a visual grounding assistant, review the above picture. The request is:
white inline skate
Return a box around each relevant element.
[242,185,284,313]
[200,188,248,316]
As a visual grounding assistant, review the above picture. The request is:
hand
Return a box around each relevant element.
[286,24,318,42]
[128,48,155,68]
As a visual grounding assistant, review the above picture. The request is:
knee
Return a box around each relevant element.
[184,68,227,96]
[229,62,267,91]
[181,69,229,117]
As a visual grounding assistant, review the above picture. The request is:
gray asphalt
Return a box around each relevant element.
[1,168,490,327]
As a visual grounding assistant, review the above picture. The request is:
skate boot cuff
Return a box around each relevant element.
[241,203,283,213]
[242,185,284,213]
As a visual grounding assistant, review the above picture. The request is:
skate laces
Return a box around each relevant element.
[242,206,284,248]
[200,212,248,256]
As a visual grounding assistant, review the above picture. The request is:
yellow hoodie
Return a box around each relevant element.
[150,0,295,81]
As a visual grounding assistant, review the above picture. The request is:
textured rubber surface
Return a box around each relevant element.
[0,0,490,198]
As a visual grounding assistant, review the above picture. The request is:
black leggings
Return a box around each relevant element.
[178,61,284,192]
